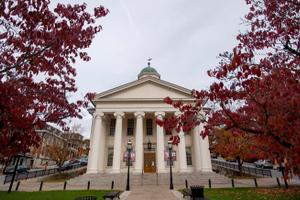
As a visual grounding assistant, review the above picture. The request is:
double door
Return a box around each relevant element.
[144,153,156,173]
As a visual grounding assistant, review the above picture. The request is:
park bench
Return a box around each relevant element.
[74,196,97,200]
[103,191,121,200]
[190,185,209,200]
[182,188,192,198]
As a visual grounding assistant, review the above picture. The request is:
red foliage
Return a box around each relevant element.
[160,0,300,174]
[0,1,108,158]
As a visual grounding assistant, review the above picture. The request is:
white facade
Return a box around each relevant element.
[87,66,212,174]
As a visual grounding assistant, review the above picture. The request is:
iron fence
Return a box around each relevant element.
[3,164,83,184]
[211,159,272,177]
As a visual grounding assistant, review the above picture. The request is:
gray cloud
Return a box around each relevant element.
[51,0,249,138]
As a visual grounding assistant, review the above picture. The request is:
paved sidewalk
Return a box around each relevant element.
[124,185,177,200]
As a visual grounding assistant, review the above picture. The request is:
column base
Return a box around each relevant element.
[97,169,105,173]
[110,169,121,173]
[193,168,203,172]
[179,168,190,173]
[86,169,98,174]
[201,168,213,172]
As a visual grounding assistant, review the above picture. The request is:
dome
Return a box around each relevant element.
[138,63,160,79]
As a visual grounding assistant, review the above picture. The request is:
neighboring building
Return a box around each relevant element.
[82,139,90,156]
[32,124,67,167]
[87,64,212,174]
[62,132,84,158]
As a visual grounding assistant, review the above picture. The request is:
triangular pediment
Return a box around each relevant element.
[94,77,193,101]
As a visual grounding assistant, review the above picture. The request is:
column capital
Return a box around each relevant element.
[154,111,165,118]
[113,112,125,118]
[134,111,145,118]
[93,112,104,119]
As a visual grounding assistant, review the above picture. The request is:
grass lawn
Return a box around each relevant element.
[0,190,112,200]
[184,187,300,200]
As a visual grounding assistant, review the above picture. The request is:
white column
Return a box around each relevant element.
[192,125,202,171]
[112,112,125,173]
[155,111,166,173]
[134,112,145,173]
[97,116,107,173]
[199,123,212,172]
[87,112,104,174]
[175,112,188,172]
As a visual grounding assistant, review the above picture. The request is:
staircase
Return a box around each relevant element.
[67,172,230,189]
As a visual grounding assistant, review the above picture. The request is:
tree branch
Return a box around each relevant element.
[284,40,300,57]
[220,102,292,148]
[0,43,54,74]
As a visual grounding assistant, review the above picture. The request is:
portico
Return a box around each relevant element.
[87,64,212,174]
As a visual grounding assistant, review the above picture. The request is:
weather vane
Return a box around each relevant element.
[147,57,152,67]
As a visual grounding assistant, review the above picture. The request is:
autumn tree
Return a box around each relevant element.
[158,0,300,175]
[47,144,69,173]
[0,1,107,158]
[210,129,258,174]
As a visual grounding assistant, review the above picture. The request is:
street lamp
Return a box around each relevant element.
[87,107,95,115]
[168,139,174,190]
[126,140,132,191]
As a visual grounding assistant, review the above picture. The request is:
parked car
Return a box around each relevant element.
[3,166,28,174]
[210,153,218,159]
[61,161,72,171]
[61,159,81,171]
[254,159,273,169]
[78,157,88,166]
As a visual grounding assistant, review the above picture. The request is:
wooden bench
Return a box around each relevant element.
[74,196,97,200]
[103,191,121,200]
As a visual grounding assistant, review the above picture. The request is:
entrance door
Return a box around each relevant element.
[144,153,156,173]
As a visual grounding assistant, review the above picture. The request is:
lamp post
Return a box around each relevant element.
[8,155,21,193]
[168,139,174,190]
[126,140,132,191]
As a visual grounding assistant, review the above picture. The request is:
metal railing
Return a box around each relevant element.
[212,159,272,177]
[3,164,84,184]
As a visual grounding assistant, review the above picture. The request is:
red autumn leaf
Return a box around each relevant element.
[0,0,108,158]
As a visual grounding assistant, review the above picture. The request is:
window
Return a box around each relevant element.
[146,119,153,136]
[107,147,114,166]
[109,119,116,136]
[186,147,192,166]
[127,119,134,136]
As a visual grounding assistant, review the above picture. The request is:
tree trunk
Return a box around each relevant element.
[237,156,243,176]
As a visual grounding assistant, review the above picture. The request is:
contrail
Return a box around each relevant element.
[118,0,143,40]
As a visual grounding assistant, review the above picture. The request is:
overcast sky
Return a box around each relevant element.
[53,0,249,138]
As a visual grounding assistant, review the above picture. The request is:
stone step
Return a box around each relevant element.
[68,172,230,188]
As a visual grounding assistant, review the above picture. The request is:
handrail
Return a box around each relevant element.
[211,159,272,177]
[3,163,85,184]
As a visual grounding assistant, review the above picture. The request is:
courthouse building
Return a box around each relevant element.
[87,64,212,174]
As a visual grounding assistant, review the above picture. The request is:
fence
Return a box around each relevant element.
[211,159,272,177]
[3,164,83,184]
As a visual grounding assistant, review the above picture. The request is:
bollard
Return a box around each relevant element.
[276,177,281,187]
[39,181,43,191]
[231,179,235,188]
[283,179,289,189]
[87,181,90,190]
[63,181,67,190]
[254,178,258,187]
[111,181,114,190]
[208,179,211,189]
[185,179,188,189]
[15,181,20,191]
